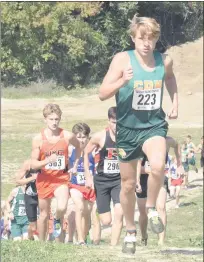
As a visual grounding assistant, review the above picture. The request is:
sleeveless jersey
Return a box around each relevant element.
[11,187,28,225]
[116,50,166,129]
[37,128,69,182]
[96,129,120,179]
[25,169,40,196]
[69,149,95,186]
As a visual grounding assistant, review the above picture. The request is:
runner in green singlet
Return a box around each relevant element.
[99,15,179,254]
[6,186,29,240]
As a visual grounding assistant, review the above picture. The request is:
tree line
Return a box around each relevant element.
[1,2,203,87]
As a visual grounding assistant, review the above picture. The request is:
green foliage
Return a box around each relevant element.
[1,2,203,87]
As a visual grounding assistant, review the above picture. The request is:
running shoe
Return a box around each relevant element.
[53,218,61,238]
[122,230,137,254]
[141,236,148,246]
[148,207,164,234]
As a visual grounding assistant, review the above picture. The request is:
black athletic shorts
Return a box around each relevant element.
[201,157,204,168]
[136,174,169,199]
[24,194,38,222]
[94,175,121,214]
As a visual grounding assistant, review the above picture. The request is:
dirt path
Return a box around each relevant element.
[2,89,203,129]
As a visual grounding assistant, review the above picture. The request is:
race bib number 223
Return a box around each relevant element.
[132,88,161,111]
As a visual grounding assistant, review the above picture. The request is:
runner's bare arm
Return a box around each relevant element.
[84,131,103,178]
[99,53,131,101]
[66,132,81,172]
[166,137,182,166]
[196,144,202,153]
[136,159,142,183]
[31,135,56,169]
[163,54,178,118]
[15,160,38,186]
[6,188,17,213]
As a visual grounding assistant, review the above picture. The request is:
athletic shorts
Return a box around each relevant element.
[70,184,96,202]
[116,122,168,162]
[11,221,28,238]
[94,176,121,214]
[171,178,183,187]
[24,194,38,222]
[188,156,196,166]
[36,177,70,199]
[182,161,189,172]
[136,174,169,199]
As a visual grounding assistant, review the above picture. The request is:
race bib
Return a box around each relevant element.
[76,172,85,185]
[104,160,120,174]
[18,206,26,216]
[132,88,161,111]
[45,156,65,170]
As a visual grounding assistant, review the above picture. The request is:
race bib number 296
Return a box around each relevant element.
[104,160,120,174]
[132,89,161,111]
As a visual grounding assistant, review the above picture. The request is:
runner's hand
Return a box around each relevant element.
[177,164,185,177]
[9,212,14,220]
[85,176,93,189]
[122,64,133,85]
[31,173,38,180]
[136,182,142,193]
[167,107,178,119]
[48,153,57,163]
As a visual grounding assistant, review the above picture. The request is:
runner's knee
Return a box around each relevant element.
[39,210,49,221]
[121,179,136,193]
[30,222,37,231]
[150,161,165,176]
[100,216,112,226]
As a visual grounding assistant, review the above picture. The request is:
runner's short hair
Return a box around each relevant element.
[108,107,116,120]
[187,135,192,139]
[129,14,160,39]
[43,104,62,118]
[72,123,91,136]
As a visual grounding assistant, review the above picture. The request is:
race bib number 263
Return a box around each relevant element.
[132,89,161,111]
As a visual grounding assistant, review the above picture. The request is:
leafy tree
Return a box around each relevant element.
[1,2,203,87]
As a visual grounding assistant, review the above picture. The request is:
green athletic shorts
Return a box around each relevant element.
[182,161,189,172]
[116,122,168,162]
[11,221,28,238]
[188,156,196,166]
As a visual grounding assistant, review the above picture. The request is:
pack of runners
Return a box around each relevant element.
[2,15,202,256]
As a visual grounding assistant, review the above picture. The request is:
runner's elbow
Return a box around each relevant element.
[98,92,106,101]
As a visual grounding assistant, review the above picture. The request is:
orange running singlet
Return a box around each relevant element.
[36,128,70,199]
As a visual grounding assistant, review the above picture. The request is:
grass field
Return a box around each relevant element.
[1,93,203,262]
[1,188,203,262]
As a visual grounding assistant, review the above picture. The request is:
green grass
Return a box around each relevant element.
[1,191,203,262]
[2,81,99,99]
